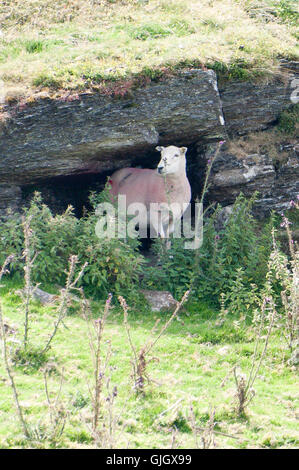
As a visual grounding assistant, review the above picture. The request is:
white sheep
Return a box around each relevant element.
[109,145,191,245]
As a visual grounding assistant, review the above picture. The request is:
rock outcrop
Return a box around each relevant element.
[0,63,298,215]
[201,141,299,216]
[0,70,225,182]
[220,76,295,135]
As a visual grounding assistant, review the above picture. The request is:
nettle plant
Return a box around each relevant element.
[76,189,145,299]
[0,190,145,299]
[143,193,274,305]
[0,193,79,284]
[267,206,299,357]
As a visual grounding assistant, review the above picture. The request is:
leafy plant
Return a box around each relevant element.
[143,193,274,307]
[267,210,299,360]
[76,188,145,299]
[0,190,145,300]
[276,0,299,25]
[277,104,299,135]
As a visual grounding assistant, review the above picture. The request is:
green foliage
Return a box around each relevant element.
[276,0,299,25]
[138,66,164,82]
[192,323,247,344]
[70,391,90,409]
[168,18,196,36]
[170,412,192,433]
[68,430,93,444]
[222,268,261,319]
[75,188,145,299]
[129,23,173,40]
[25,40,44,54]
[143,194,275,308]
[201,18,224,31]
[244,0,299,25]
[207,60,254,81]
[277,104,299,135]
[0,190,144,299]
[0,193,79,284]
[144,238,195,298]
[126,19,194,41]
[12,346,49,373]
[32,74,63,89]
[0,211,24,277]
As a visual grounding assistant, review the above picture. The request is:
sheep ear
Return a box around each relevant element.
[156,146,164,152]
[180,147,187,155]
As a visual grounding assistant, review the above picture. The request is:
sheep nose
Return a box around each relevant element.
[157,166,163,174]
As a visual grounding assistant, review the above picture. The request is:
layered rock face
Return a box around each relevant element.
[0,64,298,215]
[200,142,299,216]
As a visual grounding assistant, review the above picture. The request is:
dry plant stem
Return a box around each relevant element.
[189,402,199,448]
[285,222,298,352]
[42,256,87,353]
[43,368,67,439]
[189,402,239,445]
[191,142,223,282]
[202,407,216,449]
[285,222,296,259]
[44,369,63,420]
[234,297,276,415]
[81,292,113,435]
[105,377,119,449]
[80,295,96,362]
[0,256,30,438]
[0,303,30,438]
[170,426,178,449]
[270,226,298,353]
[122,299,138,367]
[233,368,247,415]
[156,398,183,421]
[199,142,224,207]
[120,290,189,393]
[93,294,112,432]
[145,290,190,355]
[22,215,38,350]
[246,300,276,393]
[246,298,267,394]
[120,295,147,391]
[189,403,216,448]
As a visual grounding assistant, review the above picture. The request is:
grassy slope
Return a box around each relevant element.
[0,0,298,101]
[0,279,298,449]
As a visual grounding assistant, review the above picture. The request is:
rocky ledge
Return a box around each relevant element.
[0,62,298,216]
[201,140,299,216]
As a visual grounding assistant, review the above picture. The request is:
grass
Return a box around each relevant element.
[227,110,299,164]
[0,0,298,101]
[0,278,298,449]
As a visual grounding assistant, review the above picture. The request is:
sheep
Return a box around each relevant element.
[109,145,191,245]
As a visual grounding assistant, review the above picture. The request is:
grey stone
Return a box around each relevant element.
[32,287,58,305]
[140,289,178,312]
[0,184,22,211]
[201,141,298,216]
[0,70,225,189]
[220,71,297,136]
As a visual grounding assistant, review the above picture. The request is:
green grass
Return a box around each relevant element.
[277,104,299,135]
[0,0,298,101]
[0,278,298,449]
